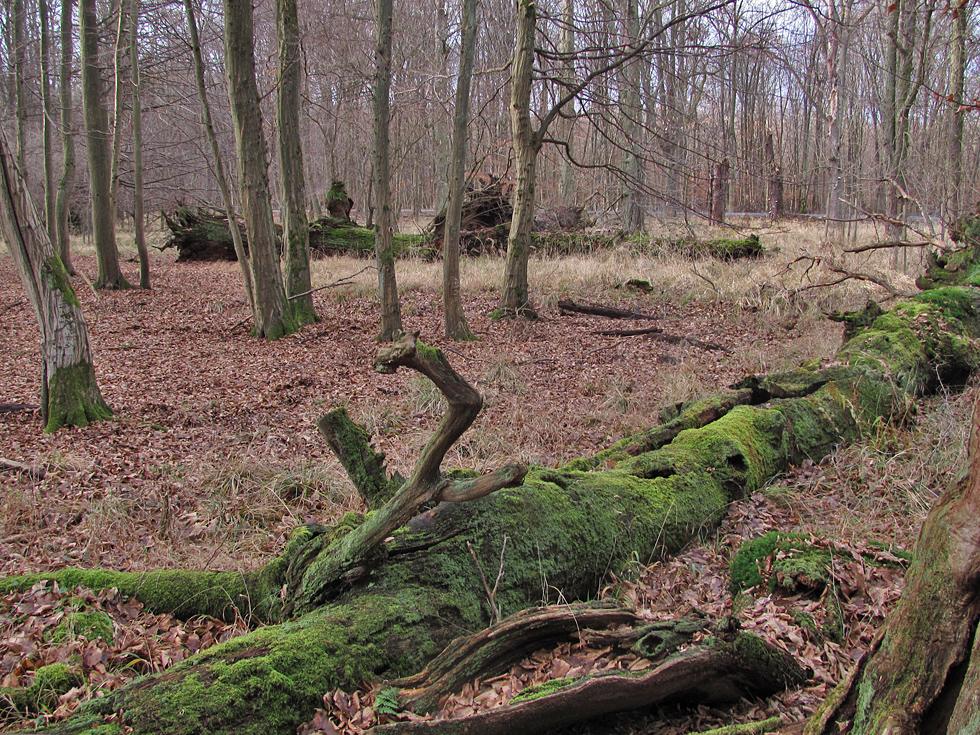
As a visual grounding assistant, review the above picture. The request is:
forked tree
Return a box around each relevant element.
[0,134,111,433]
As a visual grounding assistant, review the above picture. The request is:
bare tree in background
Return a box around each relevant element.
[80,0,130,289]
[277,0,316,325]
[130,0,149,288]
[54,0,76,276]
[373,0,403,341]
[443,0,478,341]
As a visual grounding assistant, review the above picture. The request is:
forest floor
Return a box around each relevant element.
[0,222,971,733]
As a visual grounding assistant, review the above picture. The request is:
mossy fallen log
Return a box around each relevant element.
[160,206,431,261]
[7,282,980,734]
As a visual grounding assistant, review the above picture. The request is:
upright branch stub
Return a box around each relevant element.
[291,332,526,614]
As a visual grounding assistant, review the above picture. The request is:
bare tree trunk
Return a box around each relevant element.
[710,158,729,224]
[618,0,644,235]
[276,0,316,325]
[55,0,76,276]
[497,0,539,319]
[443,0,478,341]
[38,0,56,247]
[558,0,575,206]
[184,0,253,314]
[130,0,149,289]
[80,0,129,289]
[947,0,968,223]
[109,0,127,219]
[764,130,782,223]
[13,0,26,173]
[223,0,295,339]
[373,0,403,341]
[0,134,111,433]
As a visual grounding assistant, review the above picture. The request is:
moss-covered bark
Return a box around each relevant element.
[13,283,980,734]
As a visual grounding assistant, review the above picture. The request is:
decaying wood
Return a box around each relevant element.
[429,176,513,246]
[0,402,38,413]
[375,618,806,735]
[596,326,729,352]
[557,299,659,320]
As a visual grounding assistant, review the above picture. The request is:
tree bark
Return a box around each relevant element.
[372,0,403,341]
[12,0,26,173]
[442,0,478,341]
[946,0,968,222]
[223,0,294,340]
[276,0,316,325]
[130,0,149,289]
[38,0,56,247]
[184,0,254,313]
[497,0,539,319]
[710,158,730,224]
[0,134,111,433]
[54,0,76,276]
[80,0,129,289]
[618,0,645,235]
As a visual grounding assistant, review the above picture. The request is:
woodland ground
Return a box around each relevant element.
[0,220,972,733]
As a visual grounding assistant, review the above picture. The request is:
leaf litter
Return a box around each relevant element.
[0,251,969,733]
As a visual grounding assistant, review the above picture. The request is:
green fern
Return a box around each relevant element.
[374,686,400,716]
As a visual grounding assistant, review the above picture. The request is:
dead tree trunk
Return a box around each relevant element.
[805,382,980,734]
[9,277,980,733]
[710,157,730,224]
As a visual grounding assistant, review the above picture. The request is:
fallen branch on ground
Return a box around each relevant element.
[557,300,658,320]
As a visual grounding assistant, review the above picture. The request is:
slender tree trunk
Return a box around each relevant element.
[558,0,575,206]
[824,9,848,245]
[764,130,782,223]
[80,0,129,289]
[55,0,76,276]
[947,0,968,222]
[710,158,730,224]
[38,0,56,247]
[223,0,294,340]
[443,0,478,341]
[497,0,539,319]
[276,0,316,325]
[372,0,403,341]
[13,0,26,173]
[618,0,644,235]
[129,0,149,289]
[184,0,253,314]
[109,0,127,219]
[0,134,111,433]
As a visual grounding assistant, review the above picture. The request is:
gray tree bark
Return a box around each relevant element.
[443,0,478,341]
[80,0,129,289]
[130,0,149,289]
[223,0,295,339]
[55,0,76,276]
[0,134,111,433]
[38,0,56,247]
[276,0,316,325]
[373,0,403,341]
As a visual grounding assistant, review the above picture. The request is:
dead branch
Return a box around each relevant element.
[0,457,45,480]
[288,333,527,612]
[287,265,374,301]
[844,241,931,254]
[0,402,39,413]
[557,299,658,320]
[595,327,728,352]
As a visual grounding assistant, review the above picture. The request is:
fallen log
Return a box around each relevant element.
[557,299,659,319]
[6,281,980,734]
[596,327,730,352]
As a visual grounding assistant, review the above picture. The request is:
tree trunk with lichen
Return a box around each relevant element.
[8,270,980,732]
[0,133,111,434]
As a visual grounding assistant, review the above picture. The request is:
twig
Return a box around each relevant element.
[467,540,501,624]
[490,536,509,610]
[287,265,374,300]
[597,327,663,336]
[691,263,719,294]
[0,299,24,315]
